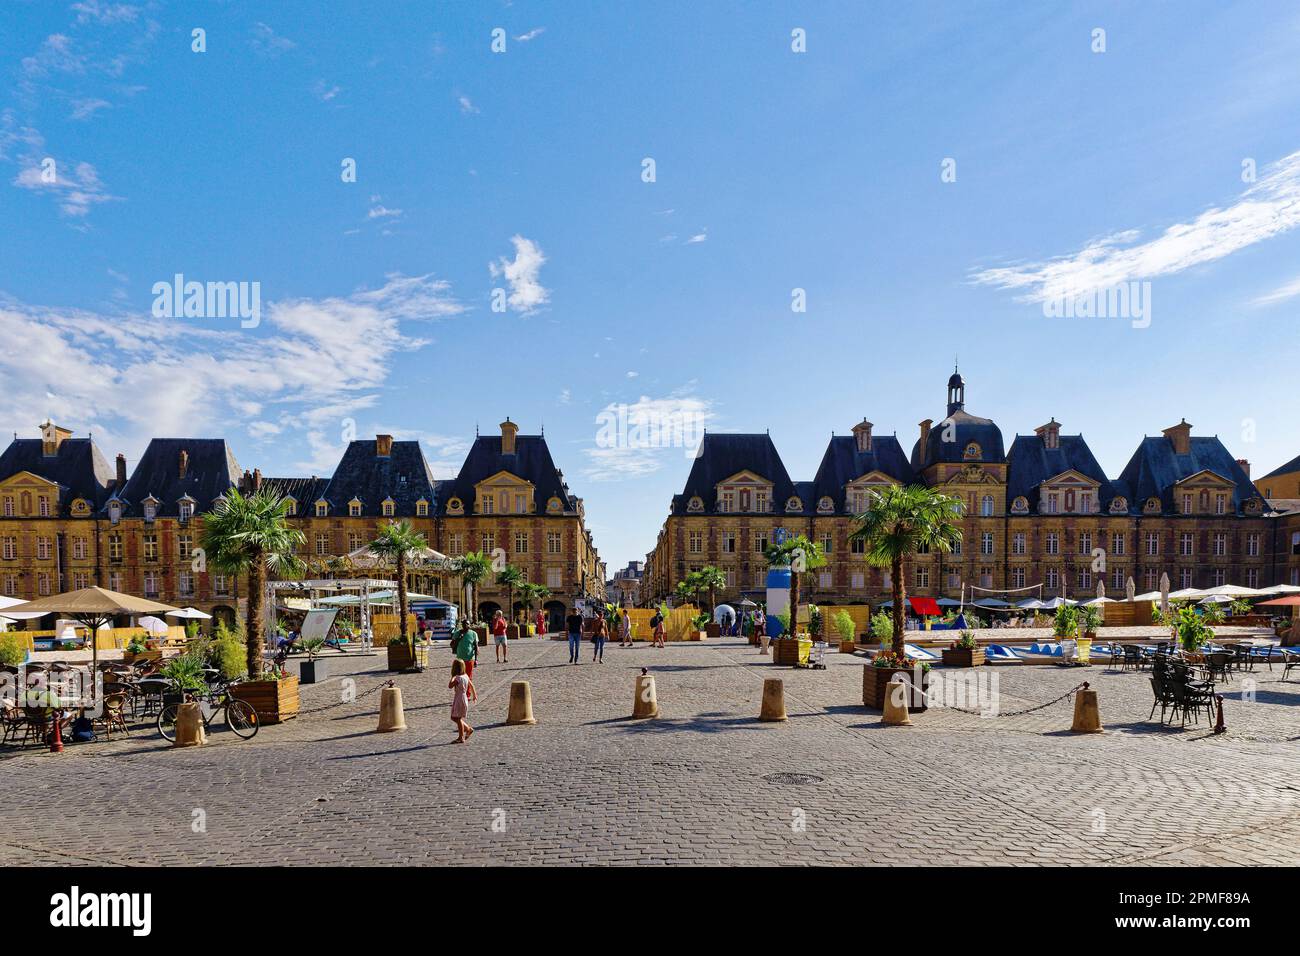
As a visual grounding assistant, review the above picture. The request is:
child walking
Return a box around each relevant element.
[449,658,477,743]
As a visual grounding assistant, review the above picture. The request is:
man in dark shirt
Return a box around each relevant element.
[565,611,584,664]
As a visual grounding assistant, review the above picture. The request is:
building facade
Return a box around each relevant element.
[644,371,1293,606]
[607,561,644,607]
[0,419,603,631]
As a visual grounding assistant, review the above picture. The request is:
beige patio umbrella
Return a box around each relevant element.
[1159,572,1171,617]
[1125,576,1136,602]
[4,587,180,704]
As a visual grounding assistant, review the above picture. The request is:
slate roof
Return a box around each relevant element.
[1006,433,1124,512]
[262,477,330,511]
[437,434,571,516]
[316,440,436,517]
[811,435,915,511]
[112,439,241,517]
[911,409,1006,470]
[670,433,797,516]
[1117,435,1261,514]
[1260,453,1300,480]
[0,436,116,514]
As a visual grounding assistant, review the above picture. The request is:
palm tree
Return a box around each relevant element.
[695,565,726,614]
[199,487,305,678]
[368,520,426,654]
[519,582,550,632]
[454,550,494,622]
[674,579,696,608]
[849,484,963,659]
[496,563,525,625]
[764,535,825,637]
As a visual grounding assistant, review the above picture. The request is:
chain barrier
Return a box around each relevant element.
[297,678,395,715]
[914,679,1089,718]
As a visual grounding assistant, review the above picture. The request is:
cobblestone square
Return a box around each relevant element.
[3,636,1297,866]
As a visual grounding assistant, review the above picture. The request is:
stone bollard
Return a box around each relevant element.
[881,675,912,726]
[632,669,658,719]
[173,701,207,747]
[1070,682,1103,733]
[759,678,788,721]
[376,686,407,732]
[506,680,537,725]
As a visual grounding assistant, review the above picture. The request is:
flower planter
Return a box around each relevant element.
[507,624,522,640]
[386,641,415,672]
[706,623,721,638]
[772,636,812,666]
[298,659,329,685]
[862,665,929,711]
[839,638,859,653]
[230,676,299,724]
[473,625,488,647]
[124,650,163,665]
[941,647,986,668]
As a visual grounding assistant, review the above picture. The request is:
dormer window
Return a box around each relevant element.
[349,499,363,517]
[284,496,297,516]
[382,498,396,517]
[963,442,981,460]
[687,496,704,512]
[447,497,464,515]
[109,501,122,523]
[72,498,89,516]
[143,498,158,521]
[1144,497,1161,515]
[1109,496,1127,514]
[817,496,834,514]
[1011,496,1029,514]
[785,496,802,513]
[416,499,429,517]
[315,500,329,517]
[178,499,195,522]
[546,497,562,514]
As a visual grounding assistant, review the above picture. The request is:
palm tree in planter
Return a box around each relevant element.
[368,520,427,670]
[454,550,494,624]
[850,484,962,665]
[496,563,526,633]
[764,535,825,639]
[519,582,550,635]
[674,579,696,609]
[200,487,305,679]
[695,565,726,634]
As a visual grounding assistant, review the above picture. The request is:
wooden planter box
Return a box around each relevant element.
[387,641,415,671]
[941,647,986,668]
[705,623,721,638]
[123,650,163,665]
[507,624,522,640]
[231,675,299,724]
[772,637,812,666]
[473,625,488,647]
[862,665,929,711]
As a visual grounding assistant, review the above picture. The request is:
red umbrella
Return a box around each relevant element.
[1257,596,1300,606]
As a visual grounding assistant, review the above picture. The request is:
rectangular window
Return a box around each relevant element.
[688,531,703,554]
[1145,532,1159,556]
[1046,567,1058,589]
[1182,493,1193,514]
[143,534,158,561]
[720,492,734,513]
[38,496,50,517]
[1111,532,1125,555]
[178,533,193,559]
[108,571,122,592]
[1246,568,1259,588]
[515,494,526,514]
[1215,494,1226,515]
[1,537,16,561]
[348,532,363,552]
[1247,533,1260,557]
[914,566,929,589]
[1145,568,1158,590]
[514,531,529,555]
[482,532,495,554]
[1047,493,1059,514]
[1212,568,1226,586]
[1180,568,1193,588]
[448,533,463,555]
[1,497,11,517]
[1046,533,1059,556]
[73,571,88,590]
[546,567,562,589]
[820,533,833,554]
[36,537,52,560]
[1079,569,1091,590]
[71,537,86,560]
[315,532,329,556]
[721,531,736,553]
[481,495,494,515]
[817,572,832,589]
[981,532,994,555]
[1011,566,1025,588]
[851,572,865,589]
[1078,531,1091,555]
[143,572,158,597]
[109,535,123,561]
[1179,533,1194,557]
[213,574,228,595]
[851,537,865,555]
[1111,567,1124,590]
[37,572,50,595]
[755,491,769,513]
[546,532,561,555]
[178,572,193,596]
[1012,533,1026,555]
[754,532,768,553]
[1079,493,1092,514]
[1212,533,1226,557]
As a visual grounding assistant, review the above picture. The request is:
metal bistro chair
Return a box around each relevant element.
[1202,651,1232,684]
[1148,669,1178,725]
[1169,664,1215,727]
[1229,643,1255,673]
[1282,650,1300,682]
[1122,644,1145,672]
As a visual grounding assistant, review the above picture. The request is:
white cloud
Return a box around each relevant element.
[686,229,708,244]
[581,394,715,481]
[14,158,119,217]
[69,98,111,121]
[971,149,1300,304]
[0,273,466,470]
[489,235,550,314]
[557,388,571,404]
[515,28,545,42]
[1251,273,1300,308]
[22,34,87,77]
[313,81,341,102]
[71,2,140,25]
[457,95,478,114]
[367,204,402,220]
[250,23,295,56]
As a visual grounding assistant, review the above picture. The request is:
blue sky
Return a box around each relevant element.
[3,1,1300,572]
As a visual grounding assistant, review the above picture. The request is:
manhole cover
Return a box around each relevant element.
[762,772,824,786]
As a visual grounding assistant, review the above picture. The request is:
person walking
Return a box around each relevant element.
[591,612,608,663]
[490,609,509,663]
[448,658,476,743]
[620,608,633,647]
[535,607,546,639]
[452,619,478,680]
[651,609,667,648]
[565,608,584,663]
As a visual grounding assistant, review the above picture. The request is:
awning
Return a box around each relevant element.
[908,596,941,616]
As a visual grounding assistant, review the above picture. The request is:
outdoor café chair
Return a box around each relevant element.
[1122,645,1144,671]
[1169,672,1214,728]
[1283,651,1300,682]
[1203,652,1232,684]
[0,701,23,745]
[1148,672,1178,725]
[95,693,131,740]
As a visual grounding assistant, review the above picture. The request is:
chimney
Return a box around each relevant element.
[1162,419,1192,456]
[178,449,189,479]
[1034,418,1061,450]
[115,453,128,489]
[252,468,262,492]
[376,434,393,457]
[41,421,72,456]
[500,417,518,455]
[918,418,932,453]
[852,419,873,453]
[1236,459,1250,479]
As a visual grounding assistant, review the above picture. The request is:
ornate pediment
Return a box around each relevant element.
[1041,469,1100,490]
[942,464,1000,486]
[1173,469,1235,489]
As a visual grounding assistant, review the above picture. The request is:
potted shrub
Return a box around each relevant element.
[869,611,894,649]
[298,637,329,684]
[941,630,985,667]
[690,612,710,641]
[1079,604,1102,641]
[832,610,857,653]
[386,634,416,671]
[863,651,931,710]
[159,654,207,707]
[1053,604,1079,642]
[230,664,300,723]
[0,633,27,667]
[771,610,812,665]
[1172,604,1213,654]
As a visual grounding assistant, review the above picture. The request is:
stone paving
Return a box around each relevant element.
[1,635,1297,866]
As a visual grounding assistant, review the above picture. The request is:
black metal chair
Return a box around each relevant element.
[1122,645,1144,671]
[1203,652,1231,684]
[1282,651,1300,682]
[1148,672,1178,724]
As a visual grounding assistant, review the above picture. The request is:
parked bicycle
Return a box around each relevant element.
[157,679,259,741]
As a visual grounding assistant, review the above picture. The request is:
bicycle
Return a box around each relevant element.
[156,679,259,741]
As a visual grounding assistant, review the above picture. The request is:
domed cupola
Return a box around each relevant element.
[947,365,965,416]
[910,366,1006,470]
